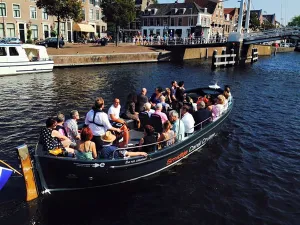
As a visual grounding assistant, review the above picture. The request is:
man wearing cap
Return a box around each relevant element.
[101,131,148,159]
[85,97,121,152]
[193,101,212,130]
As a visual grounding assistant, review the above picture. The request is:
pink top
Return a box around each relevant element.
[154,110,168,124]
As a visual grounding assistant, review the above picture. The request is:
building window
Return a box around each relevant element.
[30,7,37,19]
[6,23,15,37]
[0,3,6,16]
[13,4,21,18]
[30,25,38,39]
[96,10,100,20]
[42,8,48,20]
[82,9,85,20]
[60,22,66,38]
[89,9,94,20]
[178,18,182,26]
[156,18,160,26]
[89,0,95,4]
[143,19,148,26]
[149,18,154,26]
[188,18,194,26]
[82,0,85,2]
[0,23,4,37]
[163,18,168,26]
[44,25,49,38]
[95,0,100,6]
[101,26,105,32]
[171,18,175,26]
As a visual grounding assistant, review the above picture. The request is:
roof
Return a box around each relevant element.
[184,0,218,14]
[144,3,210,16]
[263,14,276,24]
[224,8,237,19]
[250,9,262,18]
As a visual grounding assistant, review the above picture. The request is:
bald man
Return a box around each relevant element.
[137,88,148,112]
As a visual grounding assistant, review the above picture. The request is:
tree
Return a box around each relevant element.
[249,14,261,31]
[36,0,83,48]
[288,15,300,27]
[101,0,136,46]
[261,20,275,30]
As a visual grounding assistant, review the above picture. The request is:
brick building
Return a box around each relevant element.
[0,0,107,43]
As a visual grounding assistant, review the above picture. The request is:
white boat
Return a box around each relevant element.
[0,44,54,76]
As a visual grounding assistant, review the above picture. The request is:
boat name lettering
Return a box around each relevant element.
[189,133,216,152]
[74,163,105,168]
[125,157,147,164]
[166,150,188,165]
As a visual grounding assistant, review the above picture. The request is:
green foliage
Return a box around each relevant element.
[261,20,275,30]
[249,14,261,31]
[26,29,32,40]
[101,0,136,27]
[36,0,83,22]
[26,39,33,44]
[152,0,158,4]
[50,30,57,37]
[36,0,83,47]
[288,15,300,26]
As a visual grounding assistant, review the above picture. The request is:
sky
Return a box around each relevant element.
[158,0,300,25]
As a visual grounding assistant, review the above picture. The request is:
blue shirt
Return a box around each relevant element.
[172,119,185,141]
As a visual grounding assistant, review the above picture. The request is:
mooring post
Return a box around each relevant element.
[251,48,254,63]
[221,49,226,67]
[230,48,235,66]
[206,48,208,59]
[212,49,217,69]
[274,46,277,56]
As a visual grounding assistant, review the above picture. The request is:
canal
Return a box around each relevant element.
[0,52,299,224]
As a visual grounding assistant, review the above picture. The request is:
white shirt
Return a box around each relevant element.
[108,104,121,120]
[181,112,195,134]
[146,109,155,118]
[85,109,112,136]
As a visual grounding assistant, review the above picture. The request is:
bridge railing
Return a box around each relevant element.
[129,36,227,46]
[244,27,300,41]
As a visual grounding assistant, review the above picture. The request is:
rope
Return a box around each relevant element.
[0,160,23,176]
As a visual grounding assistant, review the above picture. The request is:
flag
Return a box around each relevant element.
[0,166,13,190]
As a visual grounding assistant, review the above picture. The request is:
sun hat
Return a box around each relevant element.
[101,131,116,143]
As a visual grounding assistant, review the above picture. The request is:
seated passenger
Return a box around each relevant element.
[164,88,172,105]
[153,103,168,124]
[149,87,163,107]
[125,93,140,128]
[180,105,195,136]
[39,117,74,154]
[136,88,148,112]
[139,125,157,153]
[108,98,129,147]
[75,126,97,160]
[85,97,121,152]
[157,121,175,148]
[101,131,147,159]
[159,95,171,112]
[56,112,67,137]
[144,102,155,117]
[208,95,225,121]
[168,110,185,141]
[64,110,81,146]
[193,101,212,130]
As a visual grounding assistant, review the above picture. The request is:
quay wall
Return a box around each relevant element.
[52,52,171,67]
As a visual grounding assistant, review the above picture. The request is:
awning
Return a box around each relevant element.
[73,23,95,32]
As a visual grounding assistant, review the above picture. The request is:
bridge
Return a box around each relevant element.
[243,27,300,45]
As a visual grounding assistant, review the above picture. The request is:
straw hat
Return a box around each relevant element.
[101,131,116,143]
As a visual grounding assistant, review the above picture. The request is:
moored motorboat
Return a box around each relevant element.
[19,85,233,195]
[295,43,300,52]
[0,44,54,76]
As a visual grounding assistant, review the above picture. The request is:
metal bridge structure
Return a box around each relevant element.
[243,27,300,45]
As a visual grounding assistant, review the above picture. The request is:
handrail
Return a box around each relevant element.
[111,132,177,160]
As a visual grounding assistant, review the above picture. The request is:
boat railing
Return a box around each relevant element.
[190,116,212,131]
[111,133,177,160]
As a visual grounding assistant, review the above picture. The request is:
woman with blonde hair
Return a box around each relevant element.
[157,121,175,149]
[208,95,225,121]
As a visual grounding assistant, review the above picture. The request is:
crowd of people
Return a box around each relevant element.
[39,81,232,161]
